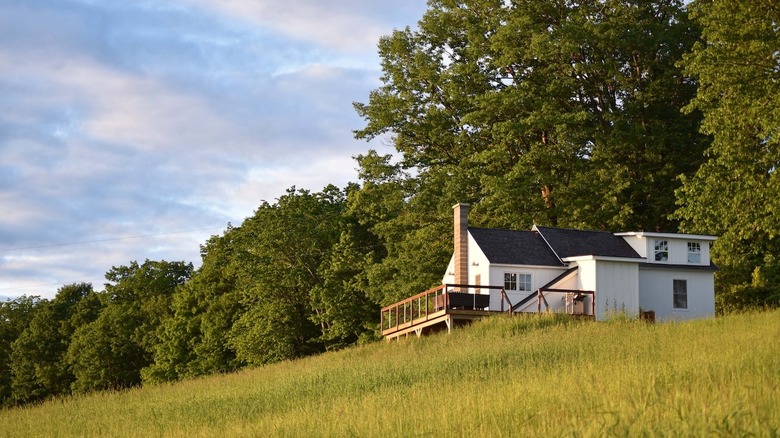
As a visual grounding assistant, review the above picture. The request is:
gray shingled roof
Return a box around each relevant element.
[534,226,642,259]
[468,228,563,266]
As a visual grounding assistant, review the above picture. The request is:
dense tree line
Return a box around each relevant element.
[0,187,379,405]
[1,0,777,407]
[0,262,191,406]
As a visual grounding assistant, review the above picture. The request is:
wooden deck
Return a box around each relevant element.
[381,284,512,340]
[381,283,595,340]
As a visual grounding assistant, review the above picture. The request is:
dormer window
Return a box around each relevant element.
[687,242,701,263]
[654,240,669,262]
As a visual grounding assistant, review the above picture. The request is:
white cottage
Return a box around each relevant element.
[442,203,716,321]
[381,204,716,339]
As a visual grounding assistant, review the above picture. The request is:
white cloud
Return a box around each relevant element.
[0,0,427,298]
[181,0,424,53]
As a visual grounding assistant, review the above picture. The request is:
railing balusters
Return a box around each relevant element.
[382,284,513,336]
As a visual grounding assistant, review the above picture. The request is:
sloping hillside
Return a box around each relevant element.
[1,311,778,437]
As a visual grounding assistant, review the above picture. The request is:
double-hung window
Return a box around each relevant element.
[504,273,517,291]
[518,274,532,292]
[654,240,669,262]
[673,279,688,309]
[687,242,701,264]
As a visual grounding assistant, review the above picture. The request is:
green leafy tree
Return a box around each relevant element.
[148,185,382,378]
[0,296,40,406]
[144,229,245,383]
[355,0,705,232]
[9,283,100,404]
[227,188,336,363]
[675,0,780,311]
[67,303,146,392]
[348,152,460,305]
[227,186,371,363]
[67,260,192,392]
[310,190,383,347]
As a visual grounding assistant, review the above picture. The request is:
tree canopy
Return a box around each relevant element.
[355,0,706,231]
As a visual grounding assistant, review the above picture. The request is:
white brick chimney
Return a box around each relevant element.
[453,203,469,286]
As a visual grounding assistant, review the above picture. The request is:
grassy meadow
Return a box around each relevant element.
[1,310,778,437]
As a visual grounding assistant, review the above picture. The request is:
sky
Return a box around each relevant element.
[0,0,428,300]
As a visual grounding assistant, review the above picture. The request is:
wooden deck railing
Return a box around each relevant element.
[381,284,598,337]
[380,284,513,333]
[380,285,446,333]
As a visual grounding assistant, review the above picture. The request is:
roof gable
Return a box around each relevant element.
[534,226,642,260]
[469,227,563,267]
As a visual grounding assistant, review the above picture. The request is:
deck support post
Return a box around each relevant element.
[537,289,541,313]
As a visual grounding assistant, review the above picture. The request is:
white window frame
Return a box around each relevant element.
[654,240,669,262]
[505,272,532,292]
[673,279,688,310]
[687,242,701,264]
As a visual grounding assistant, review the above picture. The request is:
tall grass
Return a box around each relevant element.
[2,310,778,437]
